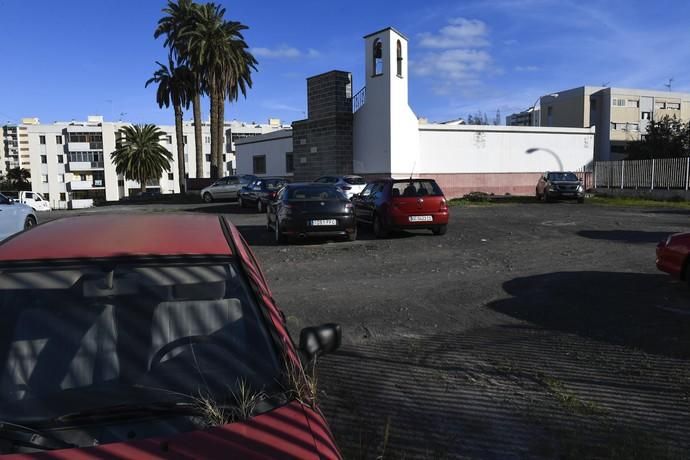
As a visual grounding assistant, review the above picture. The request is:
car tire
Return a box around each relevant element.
[24,215,36,231]
[347,226,358,242]
[373,214,389,238]
[275,221,287,244]
[257,200,264,213]
[432,225,447,236]
[203,193,213,203]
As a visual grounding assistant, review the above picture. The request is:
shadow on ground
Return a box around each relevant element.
[234,224,420,247]
[317,324,690,459]
[185,202,262,215]
[577,230,672,244]
[488,271,690,358]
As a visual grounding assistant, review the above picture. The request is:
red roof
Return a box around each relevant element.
[0,214,233,262]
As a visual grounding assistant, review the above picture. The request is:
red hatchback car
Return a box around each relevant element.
[0,214,341,459]
[656,232,690,287]
[352,178,450,237]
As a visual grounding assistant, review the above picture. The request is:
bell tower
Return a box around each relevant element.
[353,27,419,177]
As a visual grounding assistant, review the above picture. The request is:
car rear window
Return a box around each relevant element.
[343,176,366,185]
[288,186,347,201]
[392,180,443,197]
[264,179,288,190]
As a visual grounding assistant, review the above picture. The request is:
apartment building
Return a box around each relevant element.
[507,86,690,160]
[2,116,284,209]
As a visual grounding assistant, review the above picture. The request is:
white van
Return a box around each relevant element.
[2,191,51,212]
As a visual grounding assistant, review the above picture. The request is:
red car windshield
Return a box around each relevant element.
[0,261,282,423]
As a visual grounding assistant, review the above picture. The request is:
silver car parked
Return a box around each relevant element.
[0,193,37,241]
[201,174,256,203]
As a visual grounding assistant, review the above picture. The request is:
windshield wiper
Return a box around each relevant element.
[56,401,201,424]
[0,421,75,451]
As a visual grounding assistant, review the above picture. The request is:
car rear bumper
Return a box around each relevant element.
[281,215,356,238]
[389,211,449,228]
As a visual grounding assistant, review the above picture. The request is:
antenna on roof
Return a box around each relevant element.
[601,81,610,87]
[409,160,416,181]
[664,77,674,92]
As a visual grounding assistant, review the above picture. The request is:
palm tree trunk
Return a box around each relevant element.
[216,97,225,176]
[209,87,219,179]
[192,92,204,178]
[174,104,186,193]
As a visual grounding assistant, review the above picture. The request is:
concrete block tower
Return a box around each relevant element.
[292,70,353,181]
[353,27,420,177]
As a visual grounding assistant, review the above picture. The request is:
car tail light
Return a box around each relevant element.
[439,198,448,211]
[268,191,276,199]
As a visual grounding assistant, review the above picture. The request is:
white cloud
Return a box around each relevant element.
[251,46,320,59]
[418,18,489,49]
[413,17,495,92]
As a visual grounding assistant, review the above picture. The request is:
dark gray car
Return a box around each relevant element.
[536,171,585,203]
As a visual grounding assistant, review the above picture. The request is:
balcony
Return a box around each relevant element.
[67,180,105,191]
[67,161,104,171]
[67,142,103,152]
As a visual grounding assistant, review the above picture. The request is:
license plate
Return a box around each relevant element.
[409,215,433,222]
[310,219,337,226]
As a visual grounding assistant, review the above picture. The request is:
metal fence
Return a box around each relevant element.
[594,157,690,190]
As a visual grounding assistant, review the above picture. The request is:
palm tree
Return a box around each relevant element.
[155,0,205,179]
[111,125,173,193]
[182,3,257,178]
[6,167,31,190]
[146,58,192,193]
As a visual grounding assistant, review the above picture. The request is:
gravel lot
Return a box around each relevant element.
[42,201,690,458]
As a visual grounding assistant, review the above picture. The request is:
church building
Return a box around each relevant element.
[236,27,595,198]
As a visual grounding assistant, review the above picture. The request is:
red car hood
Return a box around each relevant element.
[3,401,340,459]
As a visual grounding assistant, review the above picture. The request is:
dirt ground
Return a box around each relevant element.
[44,201,690,459]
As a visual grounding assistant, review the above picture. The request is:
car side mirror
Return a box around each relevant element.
[299,323,341,361]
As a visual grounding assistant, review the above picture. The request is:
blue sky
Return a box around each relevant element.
[1,0,689,126]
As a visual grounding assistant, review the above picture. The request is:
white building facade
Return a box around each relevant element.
[236,27,595,198]
[2,116,284,209]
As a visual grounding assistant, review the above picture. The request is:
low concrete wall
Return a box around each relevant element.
[594,188,690,200]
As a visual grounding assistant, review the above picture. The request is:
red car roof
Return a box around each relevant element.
[0,214,233,262]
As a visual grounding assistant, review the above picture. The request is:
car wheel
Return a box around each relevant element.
[24,215,36,230]
[347,226,358,242]
[203,193,213,203]
[373,214,389,238]
[275,221,287,244]
[257,200,263,213]
[432,225,447,236]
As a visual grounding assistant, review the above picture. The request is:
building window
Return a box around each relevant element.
[612,98,626,107]
[118,179,124,187]
[654,101,665,110]
[41,155,47,164]
[39,135,46,145]
[626,99,639,108]
[60,193,66,201]
[641,111,651,120]
[285,152,294,173]
[627,123,639,131]
[56,135,63,144]
[396,40,403,77]
[58,155,64,163]
[253,155,266,175]
[166,135,173,144]
[204,136,211,144]
[183,135,188,144]
[373,39,383,76]
[666,102,680,110]
[58,174,65,183]
[41,175,48,183]
[80,174,86,181]
[168,173,174,180]
[206,154,211,162]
